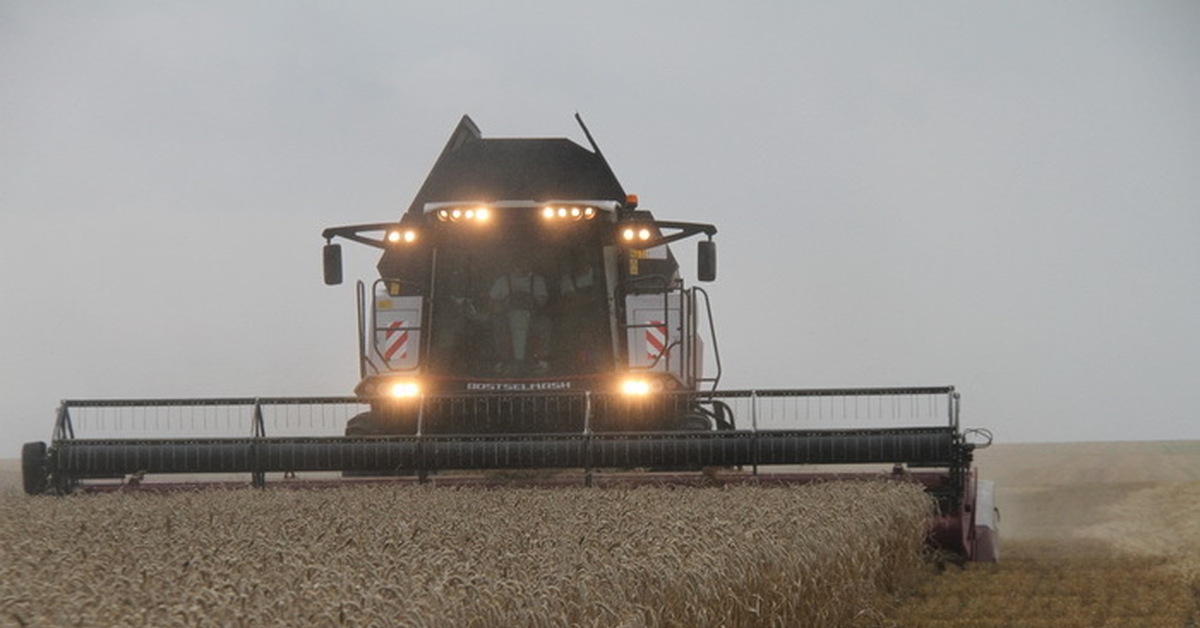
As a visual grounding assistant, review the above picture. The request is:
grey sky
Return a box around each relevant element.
[2,1,1197,451]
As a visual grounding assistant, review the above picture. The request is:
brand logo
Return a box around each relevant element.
[465,381,573,392]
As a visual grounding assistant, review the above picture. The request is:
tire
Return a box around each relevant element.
[22,441,48,496]
[345,412,378,436]
[676,413,713,432]
[345,410,418,436]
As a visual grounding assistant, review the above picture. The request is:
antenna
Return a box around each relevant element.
[574,112,603,156]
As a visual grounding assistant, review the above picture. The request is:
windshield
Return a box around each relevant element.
[428,219,612,379]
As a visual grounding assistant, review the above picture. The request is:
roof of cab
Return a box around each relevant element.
[403,115,627,215]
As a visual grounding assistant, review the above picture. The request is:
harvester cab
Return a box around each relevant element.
[321,115,725,435]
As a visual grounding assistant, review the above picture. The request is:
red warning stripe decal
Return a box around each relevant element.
[646,320,666,360]
[383,320,408,360]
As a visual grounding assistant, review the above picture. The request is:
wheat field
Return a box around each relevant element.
[8,441,1197,627]
[0,481,932,628]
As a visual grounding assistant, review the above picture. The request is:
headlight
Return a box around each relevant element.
[386,228,418,244]
[437,206,492,223]
[541,205,598,222]
[619,224,656,244]
[620,378,653,396]
[389,381,421,399]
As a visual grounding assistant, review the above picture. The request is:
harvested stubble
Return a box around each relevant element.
[1,481,932,627]
[889,481,1200,626]
[891,540,1200,627]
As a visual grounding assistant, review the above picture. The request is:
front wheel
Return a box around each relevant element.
[345,412,380,436]
[675,413,713,432]
[345,411,417,436]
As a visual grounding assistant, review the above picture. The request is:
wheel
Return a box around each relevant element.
[676,413,713,432]
[345,412,380,436]
[710,400,736,430]
[21,442,48,495]
[345,410,418,436]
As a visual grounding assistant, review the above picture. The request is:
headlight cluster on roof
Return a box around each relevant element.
[436,207,492,222]
[541,206,598,221]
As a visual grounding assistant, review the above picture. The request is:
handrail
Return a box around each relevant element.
[56,386,955,408]
[357,280,369,379]
[693,286,722,391]
[49,387,964,448]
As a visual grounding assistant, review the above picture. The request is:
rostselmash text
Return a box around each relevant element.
[465,381,573,392]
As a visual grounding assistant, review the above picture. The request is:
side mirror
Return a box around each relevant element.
[323,243,343,285]
[697,240,717,282]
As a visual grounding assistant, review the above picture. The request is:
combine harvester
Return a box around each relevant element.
[21,115,998,561]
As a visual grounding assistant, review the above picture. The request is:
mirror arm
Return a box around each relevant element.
[637,220,717,247]
[321,222,402,250]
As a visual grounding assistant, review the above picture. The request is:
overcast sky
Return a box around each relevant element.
[2,1,1198,452]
